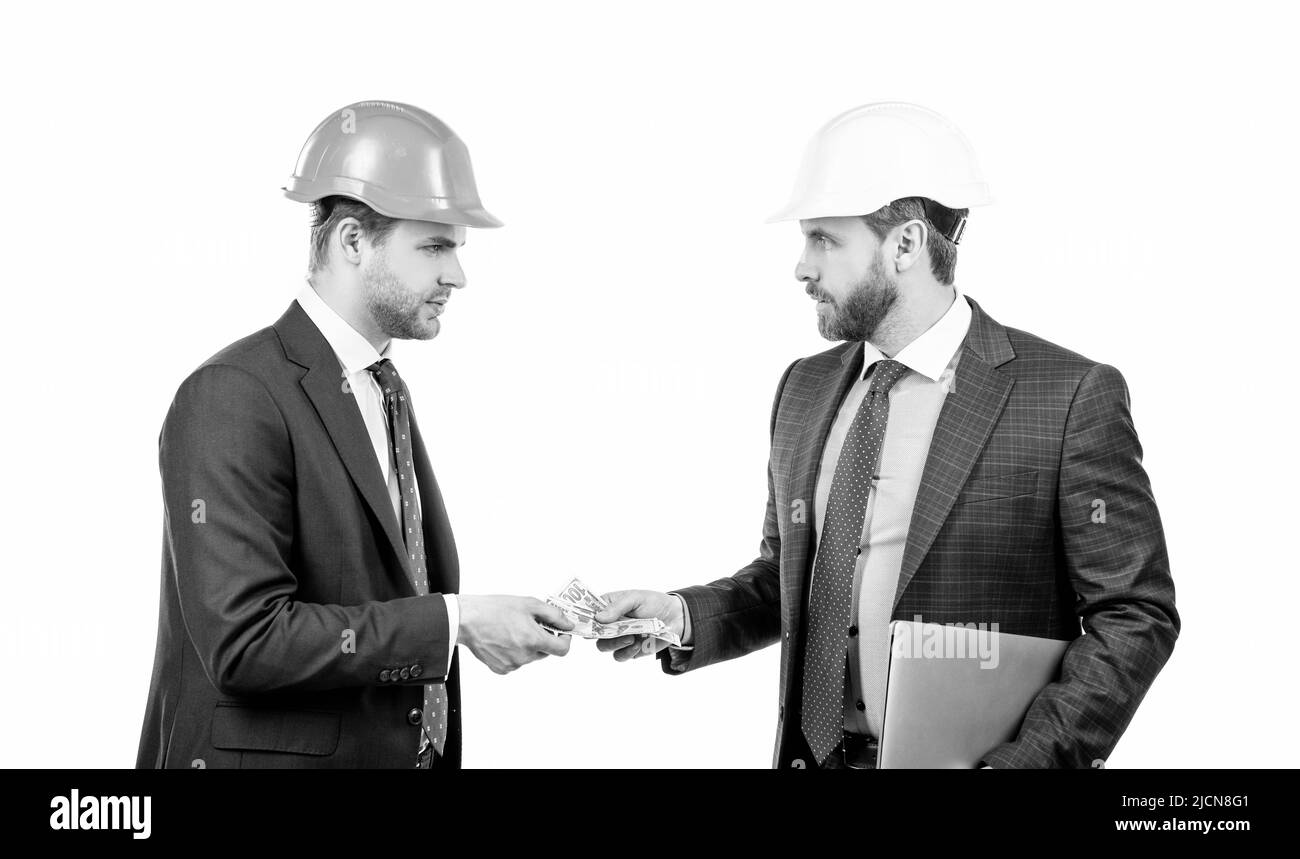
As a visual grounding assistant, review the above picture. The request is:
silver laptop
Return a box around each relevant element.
[876,620,1070,769]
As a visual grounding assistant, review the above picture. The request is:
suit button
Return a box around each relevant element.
[379,669,391,682]
[399,667,411,680]
[410,663,423,678]
[856,699,866,712]
[848,625,858,637]
[407,707,422,726]
[855,546,862,556]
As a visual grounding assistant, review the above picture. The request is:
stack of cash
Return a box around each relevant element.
[540,577,681,648]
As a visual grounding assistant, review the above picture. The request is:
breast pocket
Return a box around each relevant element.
[953,470,1038,505]
[211,703,342,758]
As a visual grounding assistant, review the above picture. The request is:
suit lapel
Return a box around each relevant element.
[783,342,863,619]
[892,296,1016,610]
[274,301,412,586]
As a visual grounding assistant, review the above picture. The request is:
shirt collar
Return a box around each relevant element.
[860,287,972,383]
[295,280,394,376]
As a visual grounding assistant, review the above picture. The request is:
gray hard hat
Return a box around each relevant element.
[284,100,503,228]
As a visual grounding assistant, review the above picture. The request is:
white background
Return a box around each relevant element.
[1,0,1296,768]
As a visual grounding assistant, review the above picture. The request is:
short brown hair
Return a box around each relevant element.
[861,197,967,286]
[308,196,402,273]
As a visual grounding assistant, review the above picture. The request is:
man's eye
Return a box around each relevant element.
[424,246,444,254]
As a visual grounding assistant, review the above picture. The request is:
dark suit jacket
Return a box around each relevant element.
[137,299,462,768]
[662,295,1180,768]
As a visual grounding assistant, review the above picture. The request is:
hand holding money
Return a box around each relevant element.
[595,589,688,661]
[540,578,682,650]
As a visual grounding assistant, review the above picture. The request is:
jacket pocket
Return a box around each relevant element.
[211,703,341,756]
[953,470,1038,505]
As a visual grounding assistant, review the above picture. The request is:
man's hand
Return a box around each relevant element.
[457,595,574,674]
[595,590,685,662]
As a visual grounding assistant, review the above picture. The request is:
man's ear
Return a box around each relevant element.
[336,218,365,267]
[894,219,929,274]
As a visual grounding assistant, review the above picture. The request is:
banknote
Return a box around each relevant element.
[540,578,681,648]
[554,577,609,615]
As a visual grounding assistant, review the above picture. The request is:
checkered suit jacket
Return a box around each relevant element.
[661,295,1179,768]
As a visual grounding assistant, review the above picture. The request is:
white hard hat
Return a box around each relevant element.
[767,101,992,241]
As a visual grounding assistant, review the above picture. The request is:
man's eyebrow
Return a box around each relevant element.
[420,235,463,248]
[802,227,837,241]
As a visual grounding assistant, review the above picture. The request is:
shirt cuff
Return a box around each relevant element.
[443,594,459,676]
[668,592,694,651]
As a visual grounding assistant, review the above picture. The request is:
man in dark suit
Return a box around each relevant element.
[597,103,1179,769]
[137,101,573,769]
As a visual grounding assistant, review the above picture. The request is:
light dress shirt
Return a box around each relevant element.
[296,282,459,671]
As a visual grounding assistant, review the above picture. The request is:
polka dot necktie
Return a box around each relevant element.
[367,358,448,761]
[800,358,909,766]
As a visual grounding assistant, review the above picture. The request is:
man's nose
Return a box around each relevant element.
[795,258,817,283]
[441,259,467,289]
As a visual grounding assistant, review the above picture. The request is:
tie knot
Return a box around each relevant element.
[367,358,402,400]
[866,358,908,395]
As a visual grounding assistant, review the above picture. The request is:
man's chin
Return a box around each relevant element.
[382,320,440,342]
[818,318,870,343]
[407,313,441,340]
[816,308,843,342]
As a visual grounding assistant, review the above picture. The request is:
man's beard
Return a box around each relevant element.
[815,250,898,342]
[362,249,440,341]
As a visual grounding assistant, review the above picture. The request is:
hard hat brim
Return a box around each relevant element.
[765,183,994,224]
[284,179,504,229]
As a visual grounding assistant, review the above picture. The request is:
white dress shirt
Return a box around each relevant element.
[812,288,971,737]
[295,282,459,670]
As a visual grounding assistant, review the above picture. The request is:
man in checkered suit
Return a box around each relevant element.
[596,103,1179,769]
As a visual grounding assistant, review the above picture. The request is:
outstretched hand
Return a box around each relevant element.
[458,595,575,674]
[594,589,685,662]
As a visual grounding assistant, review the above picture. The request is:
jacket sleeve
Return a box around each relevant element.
[160,363,451,697]
[980,363,1180,768]
[659,360,798,674]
